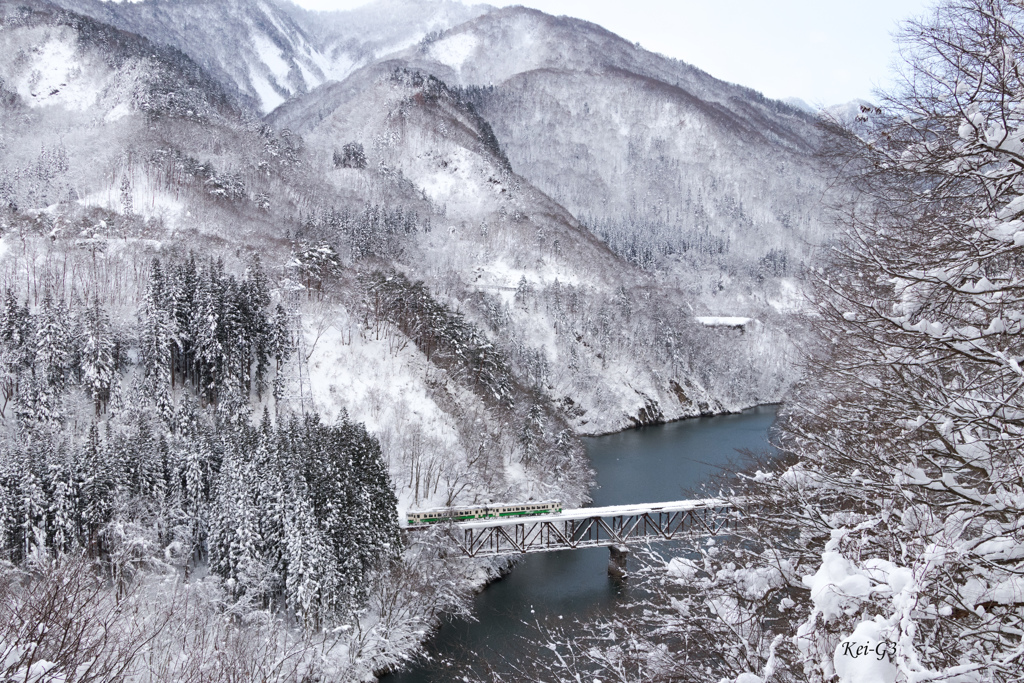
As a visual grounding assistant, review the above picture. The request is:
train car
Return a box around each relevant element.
[406,500,562,526]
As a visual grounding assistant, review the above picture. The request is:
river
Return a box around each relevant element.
[382,404,780,682]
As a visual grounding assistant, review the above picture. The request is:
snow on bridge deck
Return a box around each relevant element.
[457,498,731,529]
[423,498,742,557]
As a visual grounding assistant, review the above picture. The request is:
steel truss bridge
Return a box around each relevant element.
[407,499,741,559]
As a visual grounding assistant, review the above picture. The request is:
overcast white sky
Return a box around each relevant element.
[291,0,936,106]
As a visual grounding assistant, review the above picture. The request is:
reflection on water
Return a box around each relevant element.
[383,405,779,682]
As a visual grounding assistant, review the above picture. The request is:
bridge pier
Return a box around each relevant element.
[608,544,629,578]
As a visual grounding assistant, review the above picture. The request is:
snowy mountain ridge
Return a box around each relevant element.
[49,0,492,113]
[49,0,335,112]
[279,0,491,83]
[386,5,830,315]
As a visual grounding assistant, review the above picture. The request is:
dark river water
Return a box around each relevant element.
[382,404,780,682]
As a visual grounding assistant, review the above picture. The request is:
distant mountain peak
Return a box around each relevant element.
[783,97,816,114]
[50,0,495,114]
[50,0,327,112]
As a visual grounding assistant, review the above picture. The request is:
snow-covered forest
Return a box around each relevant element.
[5,0,1011,680]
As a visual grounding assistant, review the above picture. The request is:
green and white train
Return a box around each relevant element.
[406,501,562,526]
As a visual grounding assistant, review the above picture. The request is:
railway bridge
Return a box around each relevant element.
[407,498,742,576]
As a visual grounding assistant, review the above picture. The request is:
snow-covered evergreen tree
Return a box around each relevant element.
[79,298,117,416]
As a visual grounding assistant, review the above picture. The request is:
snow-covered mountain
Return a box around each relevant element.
[4,0,817,433]
[46,0,831,315]
[280,0,490,82]
[49,0,491,114]
[50,0,336,113]
[391,7,828,309]
[0,0,232,118]
[267,60,757,434]
[823,98,880,125]
[0,0,247,218]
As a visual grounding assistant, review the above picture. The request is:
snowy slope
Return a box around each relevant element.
[821,98,884,140]
[280,0,490,80]
[269,62,790,434]
[392,7,829,312]
[0,0,247,214]
[1,0,807,434]
[48,0,492,115]
[50,0,332,113]
[0,0,232,117]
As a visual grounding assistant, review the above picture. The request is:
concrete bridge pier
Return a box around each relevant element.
[608,544,629,578]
